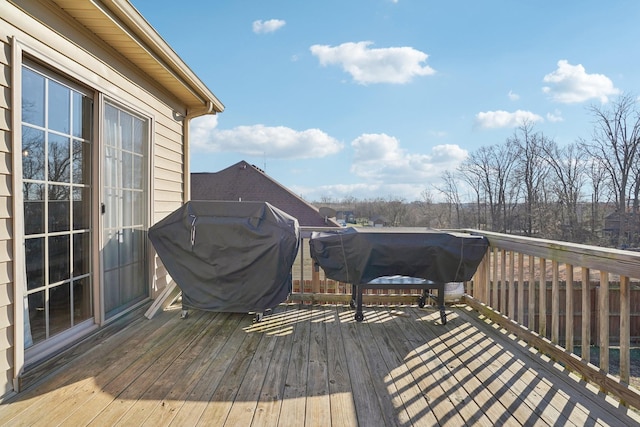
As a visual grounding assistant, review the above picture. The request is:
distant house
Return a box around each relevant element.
[1,0,223,398]
[192,161,341,228]
[371,216,390,227]
[336,210,356,224]
[603,211,640,246]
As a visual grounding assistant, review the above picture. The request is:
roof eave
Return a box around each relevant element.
[50,0,224,114]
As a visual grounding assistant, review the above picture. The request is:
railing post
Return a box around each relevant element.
[312,261,321,294]
[566,264,574,353]
[581,267,590,363]
[474,252,489,304]
[599,270,609,375]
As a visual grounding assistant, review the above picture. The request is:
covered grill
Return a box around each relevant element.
[309,227,489,323]
[148,200,299,319]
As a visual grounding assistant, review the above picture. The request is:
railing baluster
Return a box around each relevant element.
[539,257,547,338]
[621,275,630,384]
[599,270,609,375]
[528,255,535,330]
[517,252,524,324]
[492,247,499,309]
[500,249,507,313]
[551,260,559,344]
[485,251,491,305]
[582,267,591,363]
[508,251,515,319]
[566,264,574,353]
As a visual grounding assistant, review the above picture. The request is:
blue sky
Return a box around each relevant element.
[131,0,640,203]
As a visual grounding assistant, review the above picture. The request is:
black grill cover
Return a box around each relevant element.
[309,227,488,284]
[148,200,299,313]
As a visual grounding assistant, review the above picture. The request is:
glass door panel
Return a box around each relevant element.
[103,103,148,319]
[21,65,94,350]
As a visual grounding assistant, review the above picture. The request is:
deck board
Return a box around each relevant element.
[1,303,640,426]
[250,305,298,426]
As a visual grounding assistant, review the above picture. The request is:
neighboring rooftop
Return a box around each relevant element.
[191,160,341,228]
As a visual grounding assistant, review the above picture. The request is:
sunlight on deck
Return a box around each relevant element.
[2,304,640,425]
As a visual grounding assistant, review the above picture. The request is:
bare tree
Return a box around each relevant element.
[381,197,408,226]
[540,141,587,242]
[434,170,462,227]
[510,122,550,237]
[414,189,436,227]
[459,142,519,233]
[581,150,610,242]
[583,94,640,246]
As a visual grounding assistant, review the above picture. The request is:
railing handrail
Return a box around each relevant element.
[463,228,640,279]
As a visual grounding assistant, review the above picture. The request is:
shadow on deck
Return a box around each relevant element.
[1,303,639,426]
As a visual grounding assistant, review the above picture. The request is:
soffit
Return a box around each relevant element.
[49,0,224,113]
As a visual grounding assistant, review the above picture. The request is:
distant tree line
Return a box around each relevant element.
[317,94,640,248]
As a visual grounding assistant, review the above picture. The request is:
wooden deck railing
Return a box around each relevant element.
[289,226,640,409]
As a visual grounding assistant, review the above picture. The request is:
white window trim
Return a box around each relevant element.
[11,36,26,392]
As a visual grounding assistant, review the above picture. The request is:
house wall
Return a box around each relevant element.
[0,25,13,398]
[0,0,188,398]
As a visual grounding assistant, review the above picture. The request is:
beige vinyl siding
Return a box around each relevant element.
[0,26,13,397]
[154,127,186,220]
[0,0,199,398]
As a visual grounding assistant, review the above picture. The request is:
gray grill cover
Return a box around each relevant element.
[148,200,299,313]
[309,227,488,284]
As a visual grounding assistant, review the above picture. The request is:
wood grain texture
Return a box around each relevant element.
[1,303,639,426]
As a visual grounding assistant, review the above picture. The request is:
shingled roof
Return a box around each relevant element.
[191,160,341,228]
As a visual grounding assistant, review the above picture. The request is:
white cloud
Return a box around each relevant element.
[350,133,467,182]
[542,60,620,103]
[190,114,219,141]
[429,130,447,138]
[508,90,520,101]
[309,41,435,84]
[288,135,468,202]
[546,109,564,122]
[252,19,286,34]
[292,182,429,202]
[189,117,343,159]
[475,110,543,129]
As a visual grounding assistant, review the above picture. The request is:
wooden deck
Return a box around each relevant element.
[1,303,639,426]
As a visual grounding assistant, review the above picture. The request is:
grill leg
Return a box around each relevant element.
[354,285,364,322]
[438,283,446,325]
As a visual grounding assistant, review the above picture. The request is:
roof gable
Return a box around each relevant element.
[191,161,340,228]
